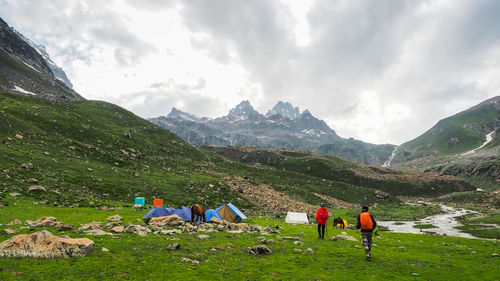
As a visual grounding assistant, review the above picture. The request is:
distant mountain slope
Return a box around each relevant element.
[393,96,499,164]
[0,17,81,101]
[204,146,476,196]
[149,101,395,165]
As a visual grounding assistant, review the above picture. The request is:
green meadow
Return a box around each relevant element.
[0,200,499,281]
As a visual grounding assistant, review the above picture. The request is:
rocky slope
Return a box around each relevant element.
[0,17,82,101]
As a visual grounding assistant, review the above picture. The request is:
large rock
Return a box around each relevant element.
[104,222,121,229]
[76,222,102,233]
[2,228,19,235]
[247,245,272,255]
[209,217,223,224]
[7,218,22,225]
[33,217,62,228]
[85,229,113,236]
[0,230,94,258]
[330,235,358,242]
[234,223,250,232]
[149,215,184,228]
[110,226,125,233]
[28,185,46,192]
[106,214,123,221]
[124,224,151,236]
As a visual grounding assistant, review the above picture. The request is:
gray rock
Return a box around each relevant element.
[280,237,302,241]
[330,235,358,242]
[28,185,46,192]
[2,227,19,235]
[247,245,272,255]
[167,243,180,250]
[197,234,210,239]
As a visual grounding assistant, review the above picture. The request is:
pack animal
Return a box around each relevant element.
[131,204,144,212]
[191,204,206,223]
[333,217,345,229]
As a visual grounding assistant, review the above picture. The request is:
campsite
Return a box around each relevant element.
[0,197,499,280]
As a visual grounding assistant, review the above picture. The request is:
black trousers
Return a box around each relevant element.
[318,224,325,238]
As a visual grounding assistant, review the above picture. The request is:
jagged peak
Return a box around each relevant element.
[266,101,301,120]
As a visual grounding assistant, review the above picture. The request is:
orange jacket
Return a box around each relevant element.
[315,207,329,225]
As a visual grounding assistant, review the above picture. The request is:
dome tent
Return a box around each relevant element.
[205,209,222,222]
[143,206,174,220]
[216,203,246,223]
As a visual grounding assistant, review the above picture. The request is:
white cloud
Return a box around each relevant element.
[1,0,499,144]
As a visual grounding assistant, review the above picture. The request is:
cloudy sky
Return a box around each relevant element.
[1,0,499,144]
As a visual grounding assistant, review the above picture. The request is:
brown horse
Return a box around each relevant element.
[191,204,206,223]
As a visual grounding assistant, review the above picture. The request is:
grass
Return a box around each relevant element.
[0,200,499,280]
[456,212,500,239]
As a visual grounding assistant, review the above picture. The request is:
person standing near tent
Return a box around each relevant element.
[315,203,329,239]
[356,206,377,261]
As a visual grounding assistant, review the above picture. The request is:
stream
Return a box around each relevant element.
[378,204,482,239]
[382,146,398,167]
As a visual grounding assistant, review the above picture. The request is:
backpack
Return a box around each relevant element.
[360,212,373,230]
[319,209,328,220]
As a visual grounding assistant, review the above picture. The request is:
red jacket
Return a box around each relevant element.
[316,207,329,225]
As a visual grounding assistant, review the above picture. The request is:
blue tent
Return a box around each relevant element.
[173,207,191,221]
[143,206,170,219]
[216,203,247,222]
[205,209,222,222]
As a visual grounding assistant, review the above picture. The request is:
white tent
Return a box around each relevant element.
[285,212,309,224]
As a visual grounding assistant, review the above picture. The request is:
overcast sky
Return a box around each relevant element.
[1,0,499,144]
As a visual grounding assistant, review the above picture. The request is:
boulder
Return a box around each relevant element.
[20,163,33,169]
[306,248,314,254]
[104,222,121,229]
[0,230,94,258]
[7,218,22,225]
[330,235,358,242]
[27,178,38,184]
[167,243,180,250]
[209,217,223,224]
[110,226,125,233]
[28,185,46,192]
[33,217,62,228]
[280,237,302,241]
[158,229,181,235]
[76,222,102,233]
[85,229,112,236]
[375,190,390,200]
[181,257,200,265]
[57,224,74,231]
[106,214,123,221]
[124,224,151,236]
[2,228,19,235]
[247,245,272,255]
[234,223,250,232]
[197,234,210,239]
[149,215,184,228]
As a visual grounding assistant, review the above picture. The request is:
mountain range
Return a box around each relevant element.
[149,101,396,165]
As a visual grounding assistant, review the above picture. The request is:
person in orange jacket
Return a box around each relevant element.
[356,206,377,261]
[315,203,329,239]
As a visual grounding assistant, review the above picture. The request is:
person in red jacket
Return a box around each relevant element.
[315,203,329,239]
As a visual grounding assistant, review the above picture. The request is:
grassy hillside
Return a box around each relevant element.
[393,96,499,164]
[0,92,254,209]
[204,146,475,197]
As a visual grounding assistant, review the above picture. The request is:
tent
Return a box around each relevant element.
[216,203,247,223]
[205,209,222,222]
[153,198,163,207]
[134,197,145,208]
[143,206,174,220]
[285,212,309,224]
[173,207,191,221]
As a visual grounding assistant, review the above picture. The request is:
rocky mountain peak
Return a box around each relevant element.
[227,100,263,121]
[266,101,301,120]
[167,107,201,122]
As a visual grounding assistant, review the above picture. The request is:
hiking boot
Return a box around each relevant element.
[366,256,371,261]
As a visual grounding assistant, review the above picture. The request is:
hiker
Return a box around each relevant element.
[315,203,329,239]
[356,206,377,261]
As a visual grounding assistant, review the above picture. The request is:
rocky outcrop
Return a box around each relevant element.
[76,222,102,233]
[0,230,94,258]
[149,215,184,229]
[32,217,63,228]
[124,225,151,236]
[247,245,272,255]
